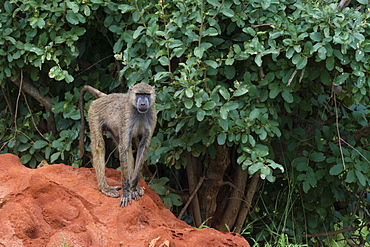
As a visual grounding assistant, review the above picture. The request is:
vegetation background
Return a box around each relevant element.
[0,0,369,246]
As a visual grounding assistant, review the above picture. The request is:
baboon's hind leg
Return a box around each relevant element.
[90,120,120,198]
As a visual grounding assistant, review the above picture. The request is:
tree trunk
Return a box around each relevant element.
[234,172,260,233]
[201,144,230,226]
[215,163,249,231]
[185,152,202,227]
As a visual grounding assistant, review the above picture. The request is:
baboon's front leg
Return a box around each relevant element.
[118,139,145,207]
[90,122,119,198]
[125,135,150,203]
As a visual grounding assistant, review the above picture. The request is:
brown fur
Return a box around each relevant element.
[79,83,157,207]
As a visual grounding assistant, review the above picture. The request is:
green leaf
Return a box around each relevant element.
[50,152,61,163]
[21,154,32,164]
[194,47,205,58]
[281,89,294,103]
[49,66,65,81]
[355,171,367,186]
[133,26,145,39]
[18,143,31,152]
[67,1,79,13]
[220,106,228,119]
[333,73,349,85]
[221,7,234,17]
[224,66,235,79]
[158,56,169,66]
[248,135,256,146]
[169,193,182,206]
[24,43,43,55]
[225,101,238,111]
[234,87,248,97]
[219,87,230,100]
[255,144,269,157]
[292,157,309,171]
[355,49,364,62]
[326,56,334,71]
[357,0,368,3]
[185,88,193,98]
[203,27,218,36]
[207,0,220,6]
[202,101,216,110]
[249,108,260,121]
[219,119,228,131]
[217,132,227,145]
[248,162,264,175]
[346,170,355,183]
[302,181,310,193]
[34,140,48,149]
[184,100,193,109]
[118,4,136,13]
[269,83,282,99]
[66,10,79,25]
[329,164,344,175]
[254,54,262,67]
[204,60,218,69]
[261,0,271,10]
[196,110,206,121]
[310,32,322,42]
[309,152,325,162]
[296,56,307,69]
[175,120,186,132]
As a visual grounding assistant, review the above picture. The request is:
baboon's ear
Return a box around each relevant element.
[152,86,156,91]
[129,85,134,91]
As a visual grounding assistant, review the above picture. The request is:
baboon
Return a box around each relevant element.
[79,83,157,207]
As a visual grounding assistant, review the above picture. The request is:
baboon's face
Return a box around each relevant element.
[135,93,151,113]
[129,82,156,114]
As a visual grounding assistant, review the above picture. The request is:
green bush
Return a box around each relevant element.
[1,0,369,245]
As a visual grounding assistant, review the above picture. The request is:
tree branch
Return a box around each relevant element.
[234,172,260,234]
[11,76,57,135]
[304,222,370,238]
[11,77,53,110]
[337,0,351,11]
[178,176,205,220]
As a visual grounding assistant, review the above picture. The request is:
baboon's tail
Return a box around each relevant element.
[79,86,106,159]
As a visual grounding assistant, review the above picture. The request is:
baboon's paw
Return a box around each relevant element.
[120,192,133,207]
[136,185,144,197]
[101,187,120,198]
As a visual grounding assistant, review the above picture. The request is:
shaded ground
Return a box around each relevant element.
[0,153,250,247]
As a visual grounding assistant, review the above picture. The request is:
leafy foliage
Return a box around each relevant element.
[1,0,370,245]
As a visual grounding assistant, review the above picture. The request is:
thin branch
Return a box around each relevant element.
[11,76,53,109]
[13,71,23,137]
[22,92,47,140]
[75,54,114,77]
[178,176,205,220]
[1,86,14,118]
[304,222,370,238]
[251,23,275,28]
[333,84,346,169]
[287,69,298,87]
[134,0,147,28]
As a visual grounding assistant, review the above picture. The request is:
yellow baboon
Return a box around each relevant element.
[79,83,157,207]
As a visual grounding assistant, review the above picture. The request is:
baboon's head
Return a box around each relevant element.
[129,82,156,113]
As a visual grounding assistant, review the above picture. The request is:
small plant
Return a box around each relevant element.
[149,177,182,209]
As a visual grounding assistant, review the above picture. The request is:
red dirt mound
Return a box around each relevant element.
[0,154,250,247]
